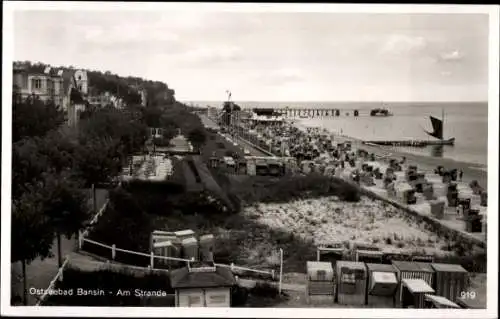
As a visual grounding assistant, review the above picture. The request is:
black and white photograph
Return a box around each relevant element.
[2,2,499,318]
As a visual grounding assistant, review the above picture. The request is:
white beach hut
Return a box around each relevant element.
[395,182,416,204]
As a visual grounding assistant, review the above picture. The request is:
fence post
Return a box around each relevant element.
[112,244,116,260]
[78,230,83,250]
[150,251,154,269]
[279,248,283,295]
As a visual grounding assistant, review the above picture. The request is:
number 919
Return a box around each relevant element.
[460,291,476,299]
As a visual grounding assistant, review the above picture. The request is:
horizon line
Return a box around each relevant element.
[182,100,489,104]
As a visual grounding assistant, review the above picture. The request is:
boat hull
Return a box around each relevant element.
[363,138,455,147]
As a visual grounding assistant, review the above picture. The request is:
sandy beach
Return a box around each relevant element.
[331,134,487,188]
[243,196,461,256]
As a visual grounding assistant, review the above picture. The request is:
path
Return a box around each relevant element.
[10,188,108,305]
[198,114,271,158]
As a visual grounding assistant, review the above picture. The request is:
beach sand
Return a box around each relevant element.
[332,135,487,188]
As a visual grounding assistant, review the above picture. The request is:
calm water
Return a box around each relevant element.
[194,101,488,167]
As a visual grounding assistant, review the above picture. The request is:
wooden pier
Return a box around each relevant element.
[251,107,362,118]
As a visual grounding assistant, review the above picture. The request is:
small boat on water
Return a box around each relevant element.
[370,108,393,117]
[364,110,455,147]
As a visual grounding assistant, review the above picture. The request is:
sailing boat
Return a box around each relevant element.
[423,109,455,146]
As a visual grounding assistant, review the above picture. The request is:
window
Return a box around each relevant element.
[78,85,82,91]
[209,295,226,304]
[78,75,82,80]
[316,270,326,281]
[188,295,201,306]
[341,273,356,284]
[32,79,42,90]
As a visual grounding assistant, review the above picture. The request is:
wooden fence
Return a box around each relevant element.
[36,257,70,306]
[78,236,278,281]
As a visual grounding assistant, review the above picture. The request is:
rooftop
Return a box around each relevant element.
[170,265,236,289]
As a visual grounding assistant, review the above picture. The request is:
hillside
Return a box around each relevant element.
[13,61,175,107]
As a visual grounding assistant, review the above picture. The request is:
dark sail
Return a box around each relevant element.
[424,116,443,140]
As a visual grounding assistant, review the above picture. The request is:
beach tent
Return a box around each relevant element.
[395,182,415,204]
[306,261,335,303]
[424,294,460,308]
[401,279,435,308]
[366,263,398,307]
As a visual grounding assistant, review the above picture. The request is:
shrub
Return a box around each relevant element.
[231,285,249,307]
[249,282,280,298]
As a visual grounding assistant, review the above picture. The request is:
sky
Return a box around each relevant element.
[12,8,490,102]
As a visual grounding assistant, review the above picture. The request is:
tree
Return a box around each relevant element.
[13,95,65,142]
[12,138,49,200]
[11,184,55,305]
[40,171,89,268]
[90,188,152,257]
[74,137,122,213]
[187,127,207,153]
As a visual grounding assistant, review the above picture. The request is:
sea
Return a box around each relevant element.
[192,101,488,167]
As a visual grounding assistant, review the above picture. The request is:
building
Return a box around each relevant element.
[74,69,89,95]
[13,64,65,108]
[13,63,87,126]
[170,262,236,307]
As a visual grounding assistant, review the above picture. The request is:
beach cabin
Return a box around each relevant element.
[395,182,416,205]
[245,157,256,176]
[306,261,335,303]
[174,229,196,241]
[480,191,487,206]
[457,193,472,216]
[236,159,247,175]
[182,237,199,261]
[465,209,483,233]
[317,243,345,266]
[151,230,181,251]
[223,156,236,174]
[170,261,236,307]
[301,160,313,174]
[446,183,459,207]
[431,263,468,302]
[365,263,398,307]
[412,173,427,193]
[267,157,283,176]
[393,261,434,307]
[424,294,460,308]
[336,261,367,306]
[429,199,446,219]
[153,240,178,268]
[355,250,383,264]
[199,234,215,262]
[422,183,435,200]
[255,158,269,176]
[401,279,435,308]
[353,243,383,264]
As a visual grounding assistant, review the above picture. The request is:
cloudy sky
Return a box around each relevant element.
[12,9,489,102]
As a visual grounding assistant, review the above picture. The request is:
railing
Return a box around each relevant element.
[78,236,278,281]
[36,256,70,306]
[214,263,275,279]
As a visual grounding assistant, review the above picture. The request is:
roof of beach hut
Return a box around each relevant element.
[395,182,414,192]
[424,295,460,308]
[402,279,434,294]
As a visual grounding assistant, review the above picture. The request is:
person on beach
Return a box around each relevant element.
[459,169,463,181]
[400,156,406,164]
